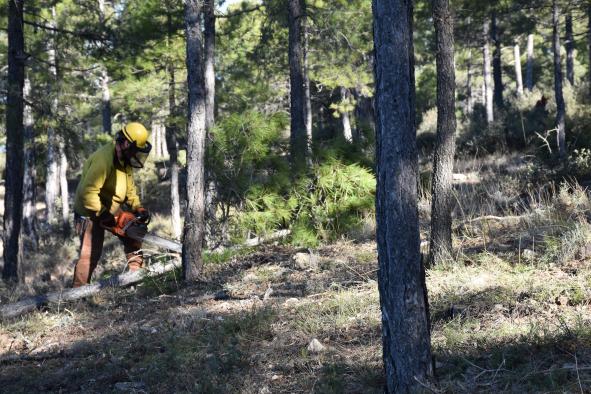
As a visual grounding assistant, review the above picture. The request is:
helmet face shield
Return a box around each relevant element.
[124,141,152,168]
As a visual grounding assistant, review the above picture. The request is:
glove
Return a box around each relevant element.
[136,207,151,224]
[97,210,116,229]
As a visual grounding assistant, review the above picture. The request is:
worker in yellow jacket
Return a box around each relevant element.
[72,122,152,287]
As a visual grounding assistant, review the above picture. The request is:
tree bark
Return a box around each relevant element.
[483,20,494,123]
[22,78,39,248]
[373,0,434,391]
[526,33,534,91]
[430,0,457,266]
[491,12,503,109]
[553,0,566,159]
[514,42,524,96]
[565,11,574,85]
[288,0,309,173]
[45,6,60,224]
[166,2,182,240]
[3,0,26,281]
[183,0,206,281]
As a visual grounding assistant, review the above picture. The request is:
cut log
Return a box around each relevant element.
[0,261,180,320]
[244,229,291,247]
[0,229,291,320]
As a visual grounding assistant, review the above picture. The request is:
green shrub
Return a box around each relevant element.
[235,159,375,247]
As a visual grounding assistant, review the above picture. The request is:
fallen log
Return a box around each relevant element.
[0,260,179,320]
[0,229,291,320]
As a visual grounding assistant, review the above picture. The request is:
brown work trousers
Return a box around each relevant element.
[72,214,143,287]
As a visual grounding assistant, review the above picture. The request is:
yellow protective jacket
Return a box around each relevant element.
[74,142,142,217]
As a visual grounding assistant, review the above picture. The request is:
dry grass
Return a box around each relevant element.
[1,152,591,392]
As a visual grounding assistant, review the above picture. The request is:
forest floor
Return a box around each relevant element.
[0,152,591,393]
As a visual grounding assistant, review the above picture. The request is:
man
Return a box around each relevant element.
[72,122,152,287]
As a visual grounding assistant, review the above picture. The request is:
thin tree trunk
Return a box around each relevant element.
[204,0,215,131]
[491,12,504,109]
[466,48,473,114]
[483,20,494,123]
[514,42,524,96]
[288,0,308,173]
[45,6,60,224]
[352,88,364,144]
[98,0,111,134]
[166,2,182,240]
[59,138,70,235]
[183,0,206,281]
[3,0,26,281]
[566,11,574,85]
[204,0,218,246]
[22,78,39,248]
[160,124,169,157]
[100,69,112,134]
[373,0,434,391]
[526,33,534,91]
[553,0,566,159]
[430,0,457,266]
[340,87,353,142]
[304,18,312,145]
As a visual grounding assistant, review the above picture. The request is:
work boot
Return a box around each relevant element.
[126,252,144,271]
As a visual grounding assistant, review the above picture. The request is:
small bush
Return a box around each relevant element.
[235,159,375,247]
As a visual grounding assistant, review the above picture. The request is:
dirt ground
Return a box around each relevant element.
[0,237,590,393]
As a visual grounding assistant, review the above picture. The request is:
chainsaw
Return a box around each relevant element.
[106,211,182,253]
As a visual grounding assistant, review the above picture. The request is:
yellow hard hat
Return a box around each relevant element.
[121,122,149,148]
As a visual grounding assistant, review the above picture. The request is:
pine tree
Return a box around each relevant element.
[183,0,206,281]
[373,0,434,390]
[3,0,26,281]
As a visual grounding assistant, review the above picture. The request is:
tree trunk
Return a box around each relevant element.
[160,123,169,157]
[204,0,215,131]
[59,138,70,235]
[100,68,112,134]
[304,18,313,144]
[204,0,219,246]
[352,88,364,144]
[565,11,574,85]
[553,0,566,159]
[491,12,503,109]
[3,0,26,281]
[466,48,473,114]
[526,33,534,91]
[483,20,494,123]
[45,7,60,224]
[22,78,39,248]
[183,0,206,281]
[373,0,434,391]
[288,0,309,173]
[166,3,182,240]
[430,0,457,266]
[340,87,353,142]
[98,0,112,134]
[514,42,524,96]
